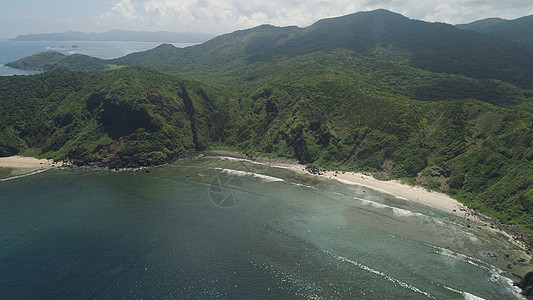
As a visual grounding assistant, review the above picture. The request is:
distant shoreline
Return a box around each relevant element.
[9,30,214,44]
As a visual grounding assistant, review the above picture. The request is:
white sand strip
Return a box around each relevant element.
[0,155,56,169]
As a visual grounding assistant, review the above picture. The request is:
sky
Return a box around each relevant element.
[1,0,533,38]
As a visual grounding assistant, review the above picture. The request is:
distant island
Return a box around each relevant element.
[11,29,215,43]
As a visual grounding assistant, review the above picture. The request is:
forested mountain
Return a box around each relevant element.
[2,9,533,234]
[9,9,533,89]
[457,15,533,46]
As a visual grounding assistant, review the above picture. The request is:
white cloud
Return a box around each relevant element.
[94,0,533,34]
[98,0,140,23]
[359,0,533,24]
[135,0,369,32]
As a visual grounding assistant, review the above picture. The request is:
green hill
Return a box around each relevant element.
[5,51,110,72]
[0,67,215,167]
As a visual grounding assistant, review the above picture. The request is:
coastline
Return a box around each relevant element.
[0,155,70,181]
[1,151,530,256]
[203,150,532,255]
[203,151,474,218]
[0,155,66,169]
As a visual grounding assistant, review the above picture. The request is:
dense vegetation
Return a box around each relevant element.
[2,9,533,234]
[0,68,215,167]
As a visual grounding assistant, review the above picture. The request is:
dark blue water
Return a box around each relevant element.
[0,158,529,299]
[0,40,196,76]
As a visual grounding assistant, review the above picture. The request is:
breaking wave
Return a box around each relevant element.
[216,168,284,182]
[325,250,435,298]
[358,198,424,217]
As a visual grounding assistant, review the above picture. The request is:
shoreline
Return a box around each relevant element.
[0,155,71,182]
[202,150,532,255]
[203,151,475,218]
[0,155,68,169]
[2,151,531,256]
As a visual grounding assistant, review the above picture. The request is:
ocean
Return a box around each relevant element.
[0,39,196,76]
[0,157,529,299]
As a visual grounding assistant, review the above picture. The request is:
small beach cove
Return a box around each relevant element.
[203,150,533,258]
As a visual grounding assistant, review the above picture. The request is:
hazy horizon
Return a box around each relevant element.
[2,1,533,38]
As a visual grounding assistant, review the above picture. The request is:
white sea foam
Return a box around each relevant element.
[430,245,490,271]
[432,245,524,299]
[359,198,423,217]
[463,292,486,300]
[391,207,424,217]
[0,168,50,182]
[218,168,284,182]
[334,177,408,200]
[217,156,264,165]
[327,250,435,299]
[359,198,390,209]
[290,182,316,189]
[489,269,526,299]
[438,258,524,300]
[443,285,462,294]
[465,232,480,243]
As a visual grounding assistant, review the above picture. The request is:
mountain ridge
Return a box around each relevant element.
[8,9,533,89]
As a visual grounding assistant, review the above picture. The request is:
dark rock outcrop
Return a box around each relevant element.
[517,271,533,299]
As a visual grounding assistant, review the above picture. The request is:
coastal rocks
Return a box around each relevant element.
[516,271,533,299]
[305,165,326,175]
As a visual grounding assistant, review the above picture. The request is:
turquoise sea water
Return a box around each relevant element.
[0,157,529,299]
[0,40,196,76]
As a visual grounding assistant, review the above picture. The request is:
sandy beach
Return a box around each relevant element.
[271,162,533,253]
[0,155,59,169]
[328,171,470,217]
[274,163,472,217]
[204,152,473,219]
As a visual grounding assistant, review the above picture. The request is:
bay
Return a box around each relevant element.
[0,157,529,299]
[0,40,197,76]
